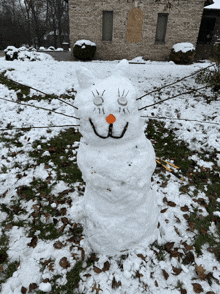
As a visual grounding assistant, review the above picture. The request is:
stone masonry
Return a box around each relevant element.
[69,0,206,61]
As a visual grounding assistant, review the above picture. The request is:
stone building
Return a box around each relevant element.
[69,0,212,61]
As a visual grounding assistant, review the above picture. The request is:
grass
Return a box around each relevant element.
[0,74,220,292]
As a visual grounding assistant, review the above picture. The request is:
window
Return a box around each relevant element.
[102,11,113,41]
[155,13,168,44]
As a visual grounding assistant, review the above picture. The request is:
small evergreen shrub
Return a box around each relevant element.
[169,43,195,64]
[4,46,19,61]
[4,46,53,61]
[73,40,96,61]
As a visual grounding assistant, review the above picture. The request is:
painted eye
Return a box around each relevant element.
[93,96,104,106]
[117,96,128,106]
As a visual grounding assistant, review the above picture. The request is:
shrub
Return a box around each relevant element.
[169,42,195,64]
[4,46,54,61]
[73,40,96,61]
[4,46,19,61]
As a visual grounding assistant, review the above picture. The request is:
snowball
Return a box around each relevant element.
[173,42,195,53]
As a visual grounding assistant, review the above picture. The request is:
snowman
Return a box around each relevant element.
[74,60,159,256]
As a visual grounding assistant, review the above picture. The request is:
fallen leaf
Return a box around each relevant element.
[93,266,102,274]
[48,262,54,271]
[160,208,168,213]
[172,267,182,275]
[21,286,27,294]
[162,269,169,280]
[102,261,110,272]
[137,253,146,260]
[192,283,203,293]
[195,264,207,280]
[60,208,67,215]
[57,225,65,233]
[200,228,207,236]
[165,242,175,252]
[112,277,122,289]
[181,290,187,294]
[0,265,3,272]
[53,241,63,249]
[5,223,13,230]
[59,257,70,269]
[167,201,176,207]
[28,283,38,293]
[92,283,103,294]
[27,236,38,248]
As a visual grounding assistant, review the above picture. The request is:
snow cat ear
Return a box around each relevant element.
[76,67,94,89]
[112,59,129,77]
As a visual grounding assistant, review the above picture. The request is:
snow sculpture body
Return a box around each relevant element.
[75,60,159,256]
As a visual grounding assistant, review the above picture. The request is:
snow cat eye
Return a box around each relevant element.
[117,96,128,106]
[93,96,104,106]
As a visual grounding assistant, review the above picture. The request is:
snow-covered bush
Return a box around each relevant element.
[48,46,55,51]
[4,46,54,61]
[4,46,19,61]
[73,39,96,61]
[169,42,195,64]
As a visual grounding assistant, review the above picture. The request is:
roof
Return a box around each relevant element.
[205,0,220,9]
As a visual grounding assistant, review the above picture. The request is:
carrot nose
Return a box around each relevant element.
[106,114,116,124]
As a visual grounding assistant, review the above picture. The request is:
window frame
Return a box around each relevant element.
[155,13,169,44]
[102,11,114,42]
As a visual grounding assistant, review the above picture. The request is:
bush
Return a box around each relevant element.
[4,46,19,61]
[4,46,54,61]
[73,40,96,61]
[169,42,195,64]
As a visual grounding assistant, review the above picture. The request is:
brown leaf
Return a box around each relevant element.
[92,284,103,294]
[59,257,70,269]
[27,236,38,248]
[44,165,50,169]
[61,217,69,225]
[53,241,63,249]
[167,201,176,207]
[21,286,27,294]
[32,204,40,211]
[102,261,110,272]
[162,269,169,280]
[93,266,102,274]
[182,242,193,251]
[136,270,143,280]
[172,267,182,276]
[29,283,38,292]
[192,283,203,293]
[0,265,3,272]
[0,189,8,198]
[112,277,122,289]
[57,225,65,233]
[181,205,189,212]
[60,208,67,215]
[183,251,195,265]
[160,208,168,213]
[195,264,207,280]
[181,290,187,294]
[137,253,146,260]
[155,280,158,287]
[78,247,85,261]
[200,228,207,236]
[188,222,195,231]
[5,223,13,230]
[48,263,54,272]
[165,242,175,252]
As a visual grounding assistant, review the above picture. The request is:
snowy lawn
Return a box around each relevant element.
[0,56,220,294]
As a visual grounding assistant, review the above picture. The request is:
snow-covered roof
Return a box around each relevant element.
[205,0,220,9]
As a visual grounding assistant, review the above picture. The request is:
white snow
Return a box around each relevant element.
[205,0,220,9]
[0,57,220,294]
[74,39,96,47]
[173,43,195,53]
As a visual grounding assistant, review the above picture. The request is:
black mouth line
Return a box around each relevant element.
[89,118,129,139]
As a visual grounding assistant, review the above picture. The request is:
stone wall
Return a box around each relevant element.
[69,0,205,61]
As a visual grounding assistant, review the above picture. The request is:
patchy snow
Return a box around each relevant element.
[0,57,220,294]
[173,43,195,53]
[205,0,220,9]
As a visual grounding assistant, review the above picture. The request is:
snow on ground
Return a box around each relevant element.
[0,56,220,294]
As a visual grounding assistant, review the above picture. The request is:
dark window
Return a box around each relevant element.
[155,13,168,44]
[102,11,113,41]
[197,16,216,44]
